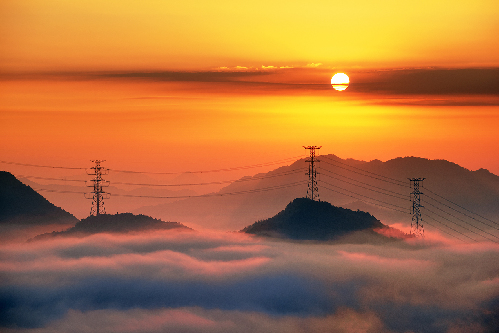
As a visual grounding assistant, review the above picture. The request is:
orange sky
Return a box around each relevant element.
[1,0,499,177]
[1,0,498,71]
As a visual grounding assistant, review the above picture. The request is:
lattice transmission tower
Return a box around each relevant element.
[303,146,321,201]
[409,177,425,238]
[86,160,110,216]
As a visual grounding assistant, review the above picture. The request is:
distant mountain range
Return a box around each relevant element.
[135,155,499,231]
[5,155,499,237]
[32,213,191,240]
[243,197,393,241]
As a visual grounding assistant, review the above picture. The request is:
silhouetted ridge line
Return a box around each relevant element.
[321,155,409,186]
[243,197,387,241]
[9,155,499,244]
[31,213,191,240]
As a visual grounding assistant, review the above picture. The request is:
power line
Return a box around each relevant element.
[321,184,408,214]
[112,181,307,199]
[321,180,408,212]
[34,188,87,195]
[424,202,499,241]
[423,216,477,243]
[14,168,305,187]
[425,194,499,231]
[33,180,307,200]
[321,171,408,201]
[0,160,86,170]
[425,187,499,228]
[109,156,304,175]
[321,156,408,186]
[113,168,304,187]
[425,207,498,243]
[321,169,407,198]
[2,156,303,175]
[321,159,408,188]
[15,175,87,183]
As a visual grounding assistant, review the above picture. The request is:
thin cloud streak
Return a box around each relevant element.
[2,68,497,106]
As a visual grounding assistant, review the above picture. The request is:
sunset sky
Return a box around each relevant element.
[2,2,499,332]
[1,0,498,175]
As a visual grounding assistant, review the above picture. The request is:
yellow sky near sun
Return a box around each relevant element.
[1,0,498,71]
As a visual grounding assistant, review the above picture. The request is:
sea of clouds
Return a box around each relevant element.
[1,228,498,333]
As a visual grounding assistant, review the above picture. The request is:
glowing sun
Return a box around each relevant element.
[331,73,349,91]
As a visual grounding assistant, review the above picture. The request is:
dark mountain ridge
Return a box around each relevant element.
[243,197,388,241]
[0,171,77,225]
[32,213,191,240]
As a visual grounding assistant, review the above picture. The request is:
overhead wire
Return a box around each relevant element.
[111,168,304,187]
[2,155,304,175]
[321,155,408,186]
[0,160,86,170]
[14,168,305,188]
[320,169,407,198]
[425,187,499,228]
[424,201,499,241]
[422,216,477,243]
[33,180,307,199]
[10,155,499,244]
[425,207,498,243]
[320,159,409,188]
[320,170,408,201]
[425,193,499,230]
[14,175,87,183]
[108,155,304,175]
[321,180,408,212]
[321,184,409,214]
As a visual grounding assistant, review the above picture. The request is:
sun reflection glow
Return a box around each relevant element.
[332,85,348,91]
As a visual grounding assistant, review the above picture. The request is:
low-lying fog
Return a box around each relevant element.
[1,228,498,333]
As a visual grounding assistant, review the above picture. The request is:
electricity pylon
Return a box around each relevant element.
[409,178,425,238]
[303,146,321,201]
[86,160,109,216]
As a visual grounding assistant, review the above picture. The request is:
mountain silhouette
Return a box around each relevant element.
[32,213,191,240]
[135,155,499,231]
[0,171,78,226]
[242,197,387,241]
